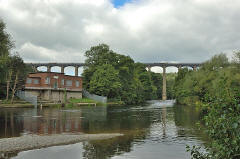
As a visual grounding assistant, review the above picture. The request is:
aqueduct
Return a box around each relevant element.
[26,62,202,100]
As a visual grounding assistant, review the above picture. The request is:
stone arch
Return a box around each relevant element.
[165,66,178,73]
[180,66,193,70]
[51,66,61,73]
[64,66,75,76]
[37,66,47,72]
[78,66,84,76]
[64,66,81,76]
[149,66,163,73]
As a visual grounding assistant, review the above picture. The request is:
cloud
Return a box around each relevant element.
[19,42,85,63]
[0,0,239,65]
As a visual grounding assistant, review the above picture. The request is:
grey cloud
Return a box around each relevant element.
[0,0,239,63]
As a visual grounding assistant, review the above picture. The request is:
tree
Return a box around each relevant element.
[9,54,26,103]
[0,19,14,98]
[166,73,176,99]
[150,72,162,99]
[83,43,176,104]
[0,19,31,100]
[134,63,157,100]
[5,54,27,102]
[202,53,229,71]
[83,44,156,105]
[89,64,122,98]
[233,51,240,63]
[232,51,240,71]
[0,19,14,57]
[83,44,135,90]
[173,53,240,158]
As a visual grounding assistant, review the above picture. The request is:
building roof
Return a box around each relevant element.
[29,72,64,75]
[28,72,82,78]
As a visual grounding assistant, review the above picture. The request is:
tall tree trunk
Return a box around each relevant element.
[11,71,19,104]
[6,69,12,101]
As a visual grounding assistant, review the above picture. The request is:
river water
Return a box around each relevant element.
[0,100,206,159]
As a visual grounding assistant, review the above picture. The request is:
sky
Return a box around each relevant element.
[0,0,240,74]
[112,0,132,8]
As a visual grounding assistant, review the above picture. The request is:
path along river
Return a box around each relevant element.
[0,100,207,159]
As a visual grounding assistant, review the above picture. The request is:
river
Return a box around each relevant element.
[0,100,206,159]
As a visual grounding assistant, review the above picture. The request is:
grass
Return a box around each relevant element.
[107,98,125,105]
[0,98,30,104]
[66,98,106,108]
[0,104,34,108]
[68,98,96,103]
[69,98,124,106]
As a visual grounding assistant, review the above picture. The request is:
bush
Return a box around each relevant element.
[174,53,240,158]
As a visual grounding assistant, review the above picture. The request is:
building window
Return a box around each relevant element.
[33,79,39,84]
[53,82,58,89]
[61,79,65,86]
[26,78,32,84]
[45,77,50,84]
[66,80,72,86]
[76,81,80,87]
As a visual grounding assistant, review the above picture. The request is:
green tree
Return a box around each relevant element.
[173,53,240,158]
[232,51,240,71]
[83,44,158,105]
[0,19,31,100]
[202,53,229,71]
[0,19,14,98]
[89,64,122,98]
[166,73,176,99]
[134,63,157,100]
[0,19,14,57]
[83,44,135,91]
[150,72,163,99]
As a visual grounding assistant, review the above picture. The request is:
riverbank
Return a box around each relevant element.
[0,133,123,155]
[0,99,34,108]
[0,98,103,108]
[0,97,126,108]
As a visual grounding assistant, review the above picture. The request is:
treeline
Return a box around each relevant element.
[0,19,30,102]
[174,53,240,158]
[82,44,175,105]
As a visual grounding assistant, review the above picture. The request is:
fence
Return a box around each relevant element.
[82,89,107,103]
[16,90,38,108]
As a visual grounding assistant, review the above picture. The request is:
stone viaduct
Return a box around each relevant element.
[26,62,202,100]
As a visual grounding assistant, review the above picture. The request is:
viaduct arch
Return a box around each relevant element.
[26,62,202,100]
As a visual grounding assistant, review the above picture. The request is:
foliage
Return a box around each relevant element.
[134,63,157,100]
[174,54,231,105]
[150,72,163,99]
[89,64,122,98]
[186,145,210,159]
[66,98,104,107]
[0,19,14,57]
[174,52,240,158]
[166,73,176,99]
[0,20,12,97]
[233,50,240,70]
[0,19,31,100]
[83,44,160,105]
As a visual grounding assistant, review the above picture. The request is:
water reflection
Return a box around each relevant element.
[161,107,167,138]
[0,107,108,137]
[0,100,206,159]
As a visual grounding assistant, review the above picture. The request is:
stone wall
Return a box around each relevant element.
[25,89,82,103]
[66,91,82,99]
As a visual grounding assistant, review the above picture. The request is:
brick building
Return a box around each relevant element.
[24,72,82,102]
